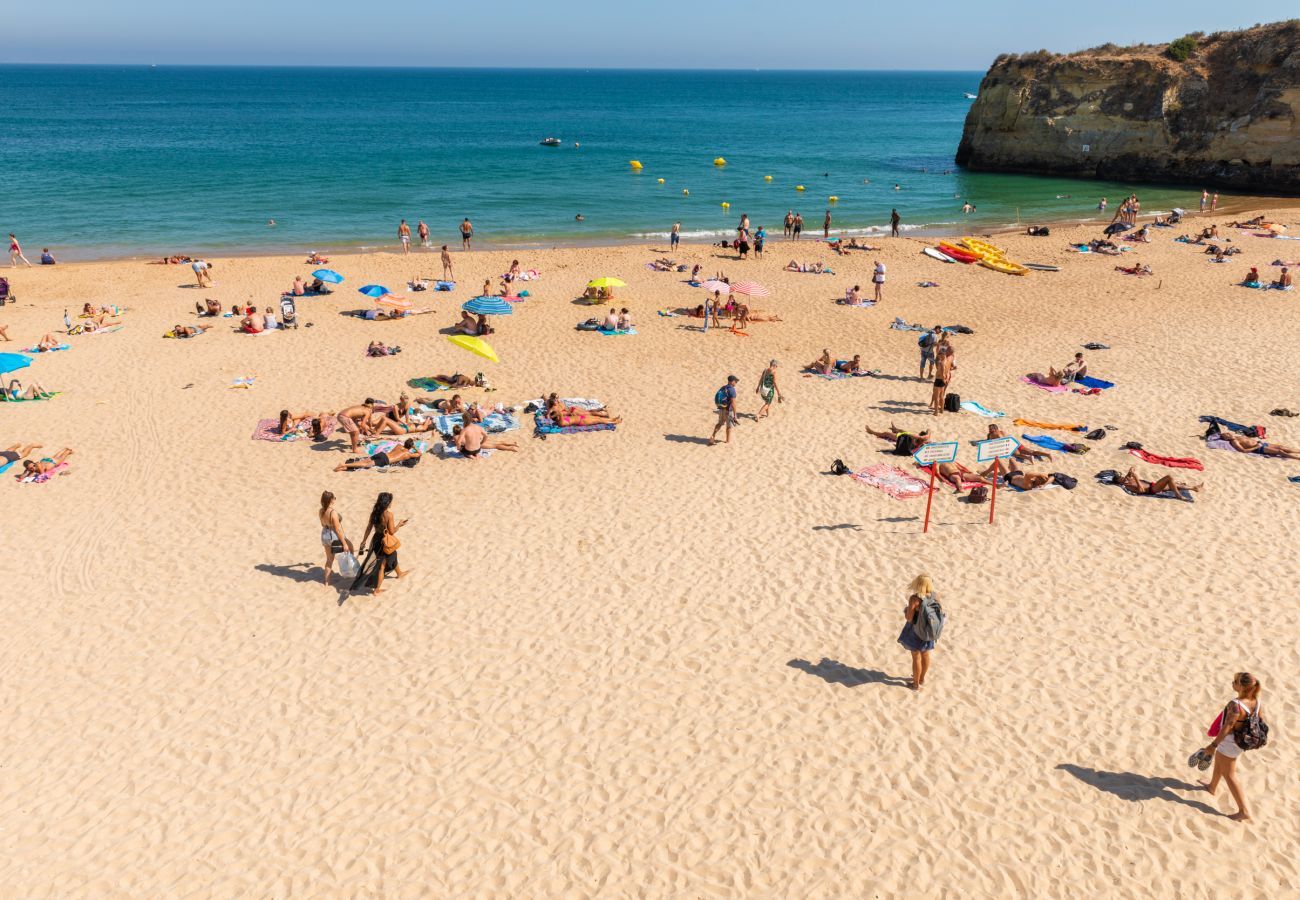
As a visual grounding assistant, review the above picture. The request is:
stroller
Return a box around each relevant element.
[279,294,299,329]
[0,277,12,307]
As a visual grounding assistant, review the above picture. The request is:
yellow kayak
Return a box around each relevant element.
[960,237,1007,260]
[979,258,1029,276]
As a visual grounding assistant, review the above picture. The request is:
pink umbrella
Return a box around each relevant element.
[700,279,732,294]
[730,281,770,297]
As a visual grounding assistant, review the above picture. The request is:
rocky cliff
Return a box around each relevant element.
[955,22,1300,193]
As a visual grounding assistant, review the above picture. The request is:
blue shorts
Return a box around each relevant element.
[670,233,679,246]
[920,348,935,365]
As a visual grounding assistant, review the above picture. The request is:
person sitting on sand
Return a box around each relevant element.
[306,252,328,265]
[806,349,834,375]
[845,285,863,305]
[276,409,321,435]
[1275,267,1293,290]
[601,308,619,331]
[1217,434,1300,459]
[987,424,1051,463]
[1121,466,1202,496]
[452,310,479,335]
[241,309,266,333]
[19,447,73,477]
[452,423,519,453]
[1243,267,1262,287]
[5,378,54,401]
[195,298,222,317]
[617,308,633,331]
[334,438,423,472]
[290,276,305,296]
[545,394,621,426]
[835,354,866,375]
[172,323,212,338]
[1,442,42,470]
[307,277,331,294]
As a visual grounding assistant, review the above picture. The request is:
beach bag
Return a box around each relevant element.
[944,393,961,413]
[714,386,731,407]
[381,531,401,555]
[1234,703,1269,751]
[911,593,946,643]
[1051,473,1078,490]
[337,552,360,579]
[893,433,915,456]
[968,486,989,503]
[918,332,936,348]
[1086,429,1106,441]
[830,458,850,476]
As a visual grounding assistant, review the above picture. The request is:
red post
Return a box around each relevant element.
[922,466,938,533]
[988,458,999,524]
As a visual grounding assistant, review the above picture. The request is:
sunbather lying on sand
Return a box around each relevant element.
[1115,263,1152,276]
[367,340,400,356]
[333,438,423,472]
[785,260,826,273]
[1121,467,1202,496]
[544,394,621,425]
[20,447,73,477]
[1217,434,1300,459]
[33,334,63,351]
[992,460,1053,491]
[987,424,1051,462]
[1,443,41,469]
[431,393,468,414]
[835,355,867,374]
[865,423,930,447]
[73,315,121,333]
[172,323,212,338]
[5,378,53,400]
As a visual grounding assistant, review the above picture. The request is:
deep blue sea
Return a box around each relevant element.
[0,65,1215,259]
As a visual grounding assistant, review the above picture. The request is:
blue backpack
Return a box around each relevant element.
[714,385,731,406]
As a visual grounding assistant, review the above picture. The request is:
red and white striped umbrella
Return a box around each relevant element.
[375,294,412,310]
[729,281,770,297]
[700,279,732,294]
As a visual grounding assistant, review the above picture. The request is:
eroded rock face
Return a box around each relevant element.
[955,22,1300,193]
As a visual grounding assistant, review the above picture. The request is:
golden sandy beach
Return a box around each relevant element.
[1,212,1298,896]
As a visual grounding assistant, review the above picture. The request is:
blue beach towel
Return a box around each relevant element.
[1074,376,1114,390]
[1022,434,1072,452]
[1199,415,1250,434]
[960,401,1004,418]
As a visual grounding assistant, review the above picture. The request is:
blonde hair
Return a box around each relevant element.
[908,574,934,597]
[1235,672,1262,701]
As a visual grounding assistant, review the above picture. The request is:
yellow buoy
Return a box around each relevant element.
[657,178,665,184]
[713,157,726,166]
[721,201,730,208]
[829,195,839,202]
[764,175,773,182]
[682,189,689,196]
[629,160,643,170]
[795,185,805,192]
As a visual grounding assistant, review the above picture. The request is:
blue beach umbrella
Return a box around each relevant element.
[312,268,344,284]
[358,284,390,298]
[0,352,33,374]
[462,296,514,316]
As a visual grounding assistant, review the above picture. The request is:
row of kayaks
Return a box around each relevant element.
[926,238,1034,275]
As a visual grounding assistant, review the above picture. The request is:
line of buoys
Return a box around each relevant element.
[629,160,643,170]
[713,157,727,166]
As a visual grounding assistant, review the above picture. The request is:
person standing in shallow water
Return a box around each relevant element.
[1196,672,1263,822]
[898,574,941,690]
[889,208,901,237]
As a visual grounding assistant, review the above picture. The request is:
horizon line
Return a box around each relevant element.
[0,62,987,74]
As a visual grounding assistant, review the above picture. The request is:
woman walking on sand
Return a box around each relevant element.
[898,574,945,690]
[318,491,353,588]
[755,360,782,419]
[356,491,410,594]
[1194,672,1265,821]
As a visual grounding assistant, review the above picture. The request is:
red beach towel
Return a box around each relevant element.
[1129,448,1204,471]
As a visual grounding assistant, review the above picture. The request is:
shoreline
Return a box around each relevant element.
[21,194,1300,266]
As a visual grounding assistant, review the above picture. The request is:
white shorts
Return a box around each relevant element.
[1215,734,1244,759]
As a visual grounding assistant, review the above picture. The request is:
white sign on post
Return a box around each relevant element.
[975,436,1020,462]
[913,441,958,466]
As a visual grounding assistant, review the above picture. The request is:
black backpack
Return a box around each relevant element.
[1051,473,1078,490]
[830,458,850,475]
[1235,703,1269,751]
[893,433,915,456]
[943,393,961,413]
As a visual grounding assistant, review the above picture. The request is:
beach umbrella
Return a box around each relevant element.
[358,284,391,298]
[462,296,514,316]
[447,334,499,363]
[0,352,33,374]
[1103,222,1132,236]
[375,294,412,310]
[730,281,770,297]
[700,279,732,294]
[312,268,344,284]
[586,277,626,289]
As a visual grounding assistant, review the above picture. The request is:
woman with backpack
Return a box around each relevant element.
[1195,672,1265,821]
[898,574,944,691]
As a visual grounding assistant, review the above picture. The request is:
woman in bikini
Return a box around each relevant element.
[545,394,621,425]
[1196,672,1263,821]
[806,349,834,375]
[1121,466,1202,496]
[318,491,353,588]
[20,447,73,477]
[277,409,321,435]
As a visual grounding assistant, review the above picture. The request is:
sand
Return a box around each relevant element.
[1,212,1298,897]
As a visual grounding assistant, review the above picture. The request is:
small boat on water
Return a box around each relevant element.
[963,92,978,100]
[539,137,562,147]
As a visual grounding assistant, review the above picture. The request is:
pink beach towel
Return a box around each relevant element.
[251,415,337,442]
[20,462,69,484]
[917,462,984,491]
[1021,375,1068,393]
[851,464,935,499]
[1129,448,1204,471]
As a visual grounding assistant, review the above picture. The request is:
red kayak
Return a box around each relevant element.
[937,243,980,263]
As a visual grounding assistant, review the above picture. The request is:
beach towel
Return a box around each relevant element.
[535,413,616,435]
[1014,418,1087,433]
[889,317,971,334]
[1098,472,1194,502]
[1129,448,1204,470]
[851,464,935,499]
[1021,375,1068,393]
[230,376,255,390]
[805,370,849,380]
[916,462,983,491]
[431,411,519,435]
[407,377,452,393]
[437,441,494,459]
[1021,434,1073,452]
[1205,436,1235,452]
[0,457,21,475]
[1074,376,1114,390]
[525,397,605,411]
[19,462,69,484]
[960,401,1004,418]
[25,343,70,352]
[1199,415,1250,434]
[598,327,637,335]
[251,415,337,442]
[1007,481,1062,493]
[1,391,61,403]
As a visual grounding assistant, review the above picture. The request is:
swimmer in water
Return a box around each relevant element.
[267,219,276,226]
[575,214,584,221]
[893,184,901,191]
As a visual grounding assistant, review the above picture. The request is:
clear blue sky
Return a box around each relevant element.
[4,2,1286,69]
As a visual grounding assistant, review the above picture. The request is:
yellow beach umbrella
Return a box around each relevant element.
[446,334,499,363]
[586,277,626,289]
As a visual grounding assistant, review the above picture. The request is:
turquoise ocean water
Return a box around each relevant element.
[1,65,1219,260]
